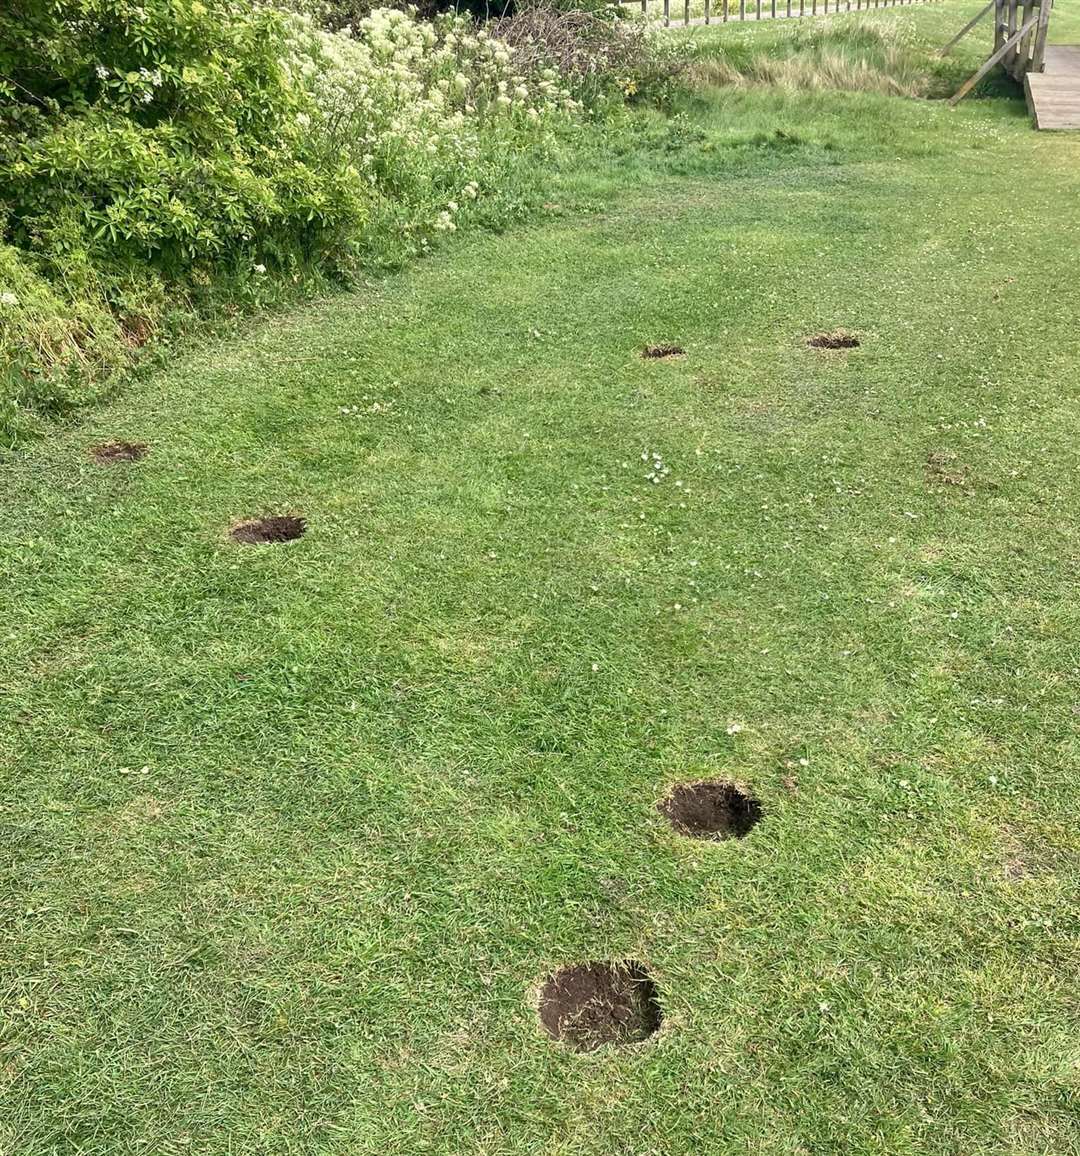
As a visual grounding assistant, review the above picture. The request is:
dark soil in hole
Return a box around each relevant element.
[806,331,860,350]
[659,780,761,841]
[91,440,148,464]
[642,343,685,359]
[538,961,662,1052]
[230,515,306,544]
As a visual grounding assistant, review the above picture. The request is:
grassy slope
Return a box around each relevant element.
[3,3,1080,1153]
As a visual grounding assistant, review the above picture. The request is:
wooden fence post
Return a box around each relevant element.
[1031,0,1051,72]
[1013,0,1036,76]
[949,8,1042,103]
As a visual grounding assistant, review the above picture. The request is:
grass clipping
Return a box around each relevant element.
[687,21,938,98]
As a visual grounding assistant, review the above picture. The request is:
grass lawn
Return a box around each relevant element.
[3,3,1080,1152]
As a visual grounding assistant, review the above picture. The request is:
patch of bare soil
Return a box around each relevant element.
[229,515,306,544]
[642,343,685,359]
[926,450,971,488]
[91,440,148,464]
[538,961,662,1052]
[659,780,761,841]
[806,331,859,350]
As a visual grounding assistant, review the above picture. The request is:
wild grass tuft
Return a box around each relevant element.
[685,19,947,96]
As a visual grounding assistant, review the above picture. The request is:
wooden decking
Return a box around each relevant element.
[1026,45,1080,130]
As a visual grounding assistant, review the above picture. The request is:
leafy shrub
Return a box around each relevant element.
[0,2,583,443]
[0,1,367,279]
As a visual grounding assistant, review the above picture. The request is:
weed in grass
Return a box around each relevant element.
[538,962,662,1052]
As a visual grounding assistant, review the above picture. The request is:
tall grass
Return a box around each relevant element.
[686,20,945,96]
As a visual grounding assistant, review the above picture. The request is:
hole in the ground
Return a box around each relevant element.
[641,343,685,359]
[926,450,971,487]
[91,440,148,464]
[230,515,306,544]
[806,331,859,350]
[538,960,661,1052]
[659,780,761,841]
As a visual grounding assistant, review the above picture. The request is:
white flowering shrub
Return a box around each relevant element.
[283,7,581,262]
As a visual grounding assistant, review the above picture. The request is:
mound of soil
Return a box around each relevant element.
[642,343,685,359]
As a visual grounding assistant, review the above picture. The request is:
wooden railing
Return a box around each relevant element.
[624,0,942,28]
[944,0,1052,103]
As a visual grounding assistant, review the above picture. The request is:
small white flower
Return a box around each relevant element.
[253,263,266,274]
[95,64,109,80]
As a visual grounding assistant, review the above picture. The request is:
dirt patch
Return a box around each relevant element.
[538,961,661,1052]
[642,343,685,360]
[659,780,761,840]
[91,440,148,464]
[806,331,859,350]
[230,515,306,545]
[926,450,971,488]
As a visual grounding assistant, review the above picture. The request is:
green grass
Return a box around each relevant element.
[3,2,1080,1152]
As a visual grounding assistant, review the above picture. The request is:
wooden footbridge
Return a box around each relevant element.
[945,0,1080,128]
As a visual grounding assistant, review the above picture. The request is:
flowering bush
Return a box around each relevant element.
[0,1,584,441]
[283,7,580,260]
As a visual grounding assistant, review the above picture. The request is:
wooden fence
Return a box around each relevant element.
[625,0,942,28]
[943,0,1054,105]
